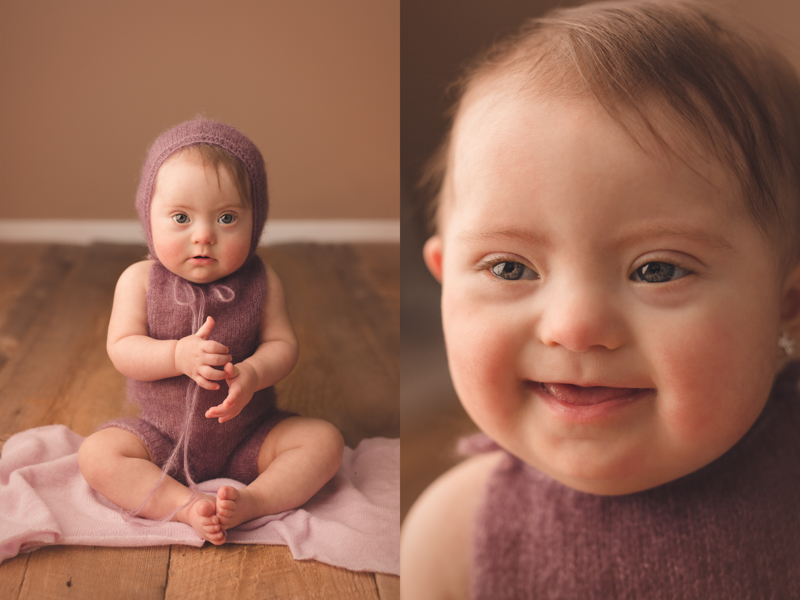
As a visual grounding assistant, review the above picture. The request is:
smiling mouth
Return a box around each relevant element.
[535,382,651,406]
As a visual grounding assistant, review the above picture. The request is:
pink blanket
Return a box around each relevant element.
[0,425,399,575]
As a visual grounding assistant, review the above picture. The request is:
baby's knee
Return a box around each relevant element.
[78,428,149,484]
[312,420,345,475]
[78,431,112,483]
[311,420,344,453]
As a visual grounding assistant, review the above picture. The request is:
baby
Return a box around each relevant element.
[78,119,344,544]
[402,2,800,598]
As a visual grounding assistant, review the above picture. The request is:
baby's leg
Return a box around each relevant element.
[216,417,344,530]
[78,427,225,545]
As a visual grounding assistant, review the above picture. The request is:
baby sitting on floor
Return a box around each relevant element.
[78,119,344,544]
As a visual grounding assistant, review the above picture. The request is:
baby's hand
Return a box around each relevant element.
[205,362,257,423]
[174,316,232,391]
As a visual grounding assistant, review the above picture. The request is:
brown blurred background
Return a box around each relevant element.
[400,0,800,520]
[0,0,399,223]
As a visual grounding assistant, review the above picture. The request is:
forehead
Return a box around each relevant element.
[152,151,243,205]
[442,89,744,234]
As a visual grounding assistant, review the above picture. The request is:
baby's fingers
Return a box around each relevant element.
[193,375,221,391]
[201,340,230,356]
[200,353,232,373]
[195,316,215,339]
[199,366,228,381]
[206,390,242,421]
[205,402,229,419]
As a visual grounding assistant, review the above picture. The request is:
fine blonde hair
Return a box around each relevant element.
[423,1,800,265]
[176,143,253,210]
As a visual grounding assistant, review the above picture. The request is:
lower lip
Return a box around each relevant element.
[531,382,652,423]
[189,257,215,265]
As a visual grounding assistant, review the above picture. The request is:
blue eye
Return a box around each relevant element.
[630,261,690,283]
[218,214,236,225]
[490,261,537,281]
[172,214,189,224]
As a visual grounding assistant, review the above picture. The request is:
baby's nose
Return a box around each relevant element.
[192,223,215,245]
[537,283,626,352]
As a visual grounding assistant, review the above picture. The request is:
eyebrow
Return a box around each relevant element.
[158,201,246,211]
[456,224,735,252]
[456,228,551,248]
[607,224,735,252]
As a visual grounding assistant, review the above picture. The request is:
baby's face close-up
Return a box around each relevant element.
[150,151,253,284]
[425,90,790,495]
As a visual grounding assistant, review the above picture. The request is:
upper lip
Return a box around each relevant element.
[528,380,650,390]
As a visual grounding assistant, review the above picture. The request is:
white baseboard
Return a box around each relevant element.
[0,219,400,245]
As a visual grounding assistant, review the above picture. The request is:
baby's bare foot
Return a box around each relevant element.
[216,485,263,530]
[176,493,225,545]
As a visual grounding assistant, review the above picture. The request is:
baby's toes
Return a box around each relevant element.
[217,497,235,512]
[203,517,221,533]
[218,485,239,501]
[206,529,226,545]
[195,498,216,519]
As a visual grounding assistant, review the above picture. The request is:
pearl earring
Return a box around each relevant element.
[779,331,795,356]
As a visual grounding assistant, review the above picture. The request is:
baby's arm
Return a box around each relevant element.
[401,451,503,600]
[107,261,232,389]
[205,265,299,423]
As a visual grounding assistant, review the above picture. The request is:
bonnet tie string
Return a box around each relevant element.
[123,279,235,523]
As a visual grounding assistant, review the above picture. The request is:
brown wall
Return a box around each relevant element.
[0,0,399,221]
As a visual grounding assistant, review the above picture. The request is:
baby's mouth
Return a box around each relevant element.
[536,382,648,406]
[189,255,215,264]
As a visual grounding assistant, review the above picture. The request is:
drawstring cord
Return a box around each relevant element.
[123,280,235,524]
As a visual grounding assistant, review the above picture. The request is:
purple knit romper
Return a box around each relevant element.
[102,119,292,486]
[105,255,292,485]
[470,363,800,599]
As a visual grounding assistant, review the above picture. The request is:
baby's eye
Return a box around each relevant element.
[172,213,189,224]
[490,261,537,281]
[630,261,690,283]
[218,214,236,225]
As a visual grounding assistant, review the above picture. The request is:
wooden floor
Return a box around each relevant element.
[0,242,399,600]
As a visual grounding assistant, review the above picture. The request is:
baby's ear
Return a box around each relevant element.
[423,236,444,283]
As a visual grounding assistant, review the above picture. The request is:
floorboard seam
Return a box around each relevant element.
[163,545,172,598]
[372,573,381,599]
[15,553,31,600]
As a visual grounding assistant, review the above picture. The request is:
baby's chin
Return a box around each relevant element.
[505,434,705,496]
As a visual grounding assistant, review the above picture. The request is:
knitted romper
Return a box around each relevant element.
[469,363,800,599]
[103,254,293,486]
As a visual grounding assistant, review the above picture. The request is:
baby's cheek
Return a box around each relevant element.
[444,306,524,432]
[153,236,182,261]
[652,313,769,448]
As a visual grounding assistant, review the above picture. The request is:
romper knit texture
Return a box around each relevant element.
[469,363,800,599]
[103,255,293,486]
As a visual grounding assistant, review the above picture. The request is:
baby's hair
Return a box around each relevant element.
[423,0,800,267]
[172,143,253,210]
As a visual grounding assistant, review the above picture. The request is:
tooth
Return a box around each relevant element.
[543,383,561,398]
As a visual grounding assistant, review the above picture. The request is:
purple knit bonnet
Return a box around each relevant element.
[135,119,268,260]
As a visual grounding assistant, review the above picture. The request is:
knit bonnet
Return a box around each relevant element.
[135,119,268,259]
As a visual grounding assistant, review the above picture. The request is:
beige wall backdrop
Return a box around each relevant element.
[0,0,399,221]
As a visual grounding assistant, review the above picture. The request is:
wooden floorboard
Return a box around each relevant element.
[165,545,379,599]
[267,244,399,446]
[376,573,401,599]
[0,242,399,599]
[17,546,169,600]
